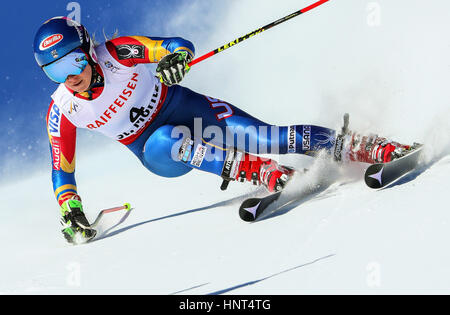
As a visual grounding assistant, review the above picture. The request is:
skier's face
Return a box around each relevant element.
[64,64,92,92]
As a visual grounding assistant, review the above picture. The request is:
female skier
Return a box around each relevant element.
[34,17,411,243]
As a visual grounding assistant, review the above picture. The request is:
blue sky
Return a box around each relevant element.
[0,0,218,184]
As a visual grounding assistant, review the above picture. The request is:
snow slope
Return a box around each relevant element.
[1,0,450,294]
[1,145,450,295]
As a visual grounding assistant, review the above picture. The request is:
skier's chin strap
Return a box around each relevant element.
[72,61,104,100]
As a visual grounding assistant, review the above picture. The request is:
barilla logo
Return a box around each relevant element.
[40,34,63,50]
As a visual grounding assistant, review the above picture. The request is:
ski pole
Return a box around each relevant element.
[188,0,330,68]
[91,203,132,228]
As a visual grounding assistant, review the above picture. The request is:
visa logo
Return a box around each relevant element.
[48,103,61,137]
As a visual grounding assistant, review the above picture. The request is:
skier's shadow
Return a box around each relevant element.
[101,192,262,240]
[205,253,336,295]
[105,181,336,239]
[104,173,345,239]
[168,253,336,295]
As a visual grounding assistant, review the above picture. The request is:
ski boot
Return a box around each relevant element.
[334,113,413,164]
[220,149,295,192]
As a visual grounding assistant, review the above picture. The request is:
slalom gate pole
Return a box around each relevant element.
[188,0,330,68]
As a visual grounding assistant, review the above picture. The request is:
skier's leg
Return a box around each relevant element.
[141,124,230,178]
[140,87,411,191]
[164,85,337,156]
[143,86,326,191]
[140,122,294,192]
[139,86,413,186]
[141,125,193,178]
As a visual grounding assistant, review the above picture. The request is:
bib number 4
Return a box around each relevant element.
[117,106,151,140]
[130,106,150,125]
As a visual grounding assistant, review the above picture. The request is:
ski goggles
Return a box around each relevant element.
[42,48,89,83]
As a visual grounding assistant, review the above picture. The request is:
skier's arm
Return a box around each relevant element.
[47,102,96,244]
[105,36,195,67]
[46,101,78,206]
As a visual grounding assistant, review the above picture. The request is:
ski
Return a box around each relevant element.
[239,192,282,222]
[238,168,312,222]
[364,145,424,189]
[239,145,424,222]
